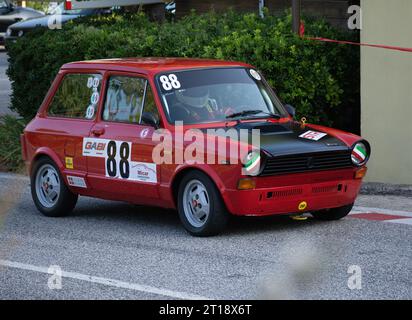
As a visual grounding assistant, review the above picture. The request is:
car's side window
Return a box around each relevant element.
[103,76,147,124]
[48,73,102,119]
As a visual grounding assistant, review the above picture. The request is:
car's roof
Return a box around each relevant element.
[62,58,252,75]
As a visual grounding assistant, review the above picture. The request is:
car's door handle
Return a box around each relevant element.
[91,128,105,136]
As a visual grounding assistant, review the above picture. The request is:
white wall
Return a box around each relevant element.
[361,0,412,184]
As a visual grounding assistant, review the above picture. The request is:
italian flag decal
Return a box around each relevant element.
[352,144,367,163]
[246,154,260,170]
[243,152,261,176]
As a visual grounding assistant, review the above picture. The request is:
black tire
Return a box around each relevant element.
[30,157,78,217]
[177,171,229,236]
[311,203,354,221]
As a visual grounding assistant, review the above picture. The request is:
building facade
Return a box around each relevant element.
[361,0,412,185]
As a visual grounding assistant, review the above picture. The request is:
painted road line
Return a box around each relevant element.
[352,206,412,218]
[0,259,211,300]
[386,218,412,226]
[349,213,410,221]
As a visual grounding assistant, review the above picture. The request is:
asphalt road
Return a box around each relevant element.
[0,172,411,300]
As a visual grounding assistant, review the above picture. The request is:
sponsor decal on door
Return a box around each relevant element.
[82,138,157,183]
[67,176,87,188]
[83,138,109,157]
[130,162,157,183]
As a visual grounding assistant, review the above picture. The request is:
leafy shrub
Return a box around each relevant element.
[7,10,359,129]
[0,116,25,172]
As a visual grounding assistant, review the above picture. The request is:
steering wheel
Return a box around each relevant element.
[174,103,191,116]
[172,103,201,122]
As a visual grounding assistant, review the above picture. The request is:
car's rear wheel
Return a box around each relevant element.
[31,157,78,217]
[311,203,354,221]
[178,171,229,236]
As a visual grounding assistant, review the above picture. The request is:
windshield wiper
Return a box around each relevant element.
[225,110,281,120]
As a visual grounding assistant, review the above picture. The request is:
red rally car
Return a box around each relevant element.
[21,58,370,236]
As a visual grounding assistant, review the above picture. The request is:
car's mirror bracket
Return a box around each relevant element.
[141,112,160,129]
[284,104,296,118]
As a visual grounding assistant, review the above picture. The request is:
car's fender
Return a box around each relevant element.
[167,163,238,208]
[30,147,64,175]
[307,123,363,147]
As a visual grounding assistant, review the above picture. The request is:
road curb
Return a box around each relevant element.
[360,182,412,197]
[0,172,28,180]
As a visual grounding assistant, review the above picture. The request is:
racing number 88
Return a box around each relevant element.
[106,141,130,179]
[119,142,130,178]
[160,74,181,91]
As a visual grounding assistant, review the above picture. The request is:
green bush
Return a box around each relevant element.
[0,116,25,172]
[7,11,359,128]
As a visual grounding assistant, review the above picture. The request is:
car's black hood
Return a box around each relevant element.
[209,120,350,157]
[239,121,349,156]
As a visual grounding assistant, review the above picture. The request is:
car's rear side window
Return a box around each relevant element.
[103,75,159,124]
[48,73,102,119]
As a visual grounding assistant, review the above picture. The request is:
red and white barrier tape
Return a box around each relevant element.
[299,22,412,53]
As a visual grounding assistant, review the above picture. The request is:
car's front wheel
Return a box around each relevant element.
[31,157,78,217]
[311,203,354,221]
[177,171,229,236]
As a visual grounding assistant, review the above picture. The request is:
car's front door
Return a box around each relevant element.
[85,73,161,204]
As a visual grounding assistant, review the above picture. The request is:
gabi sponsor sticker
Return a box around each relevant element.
[82,138,109,157]
[299,131,327,141]
[67,176,87,188]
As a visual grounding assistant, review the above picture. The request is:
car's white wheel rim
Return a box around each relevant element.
[183,179,210,228]
[35,164,61,208]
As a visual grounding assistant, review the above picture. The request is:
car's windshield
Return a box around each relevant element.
[156,67,287,125]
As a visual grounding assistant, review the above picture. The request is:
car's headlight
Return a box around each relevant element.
[6,28,11,37]
[351,141,369,166]
[18,30,24,37]
[243,150,261,176]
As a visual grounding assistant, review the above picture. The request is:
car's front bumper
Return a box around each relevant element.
[4,34,18,44]
[222,168,363,216]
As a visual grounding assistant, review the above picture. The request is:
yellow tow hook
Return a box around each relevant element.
[290,214,308,221]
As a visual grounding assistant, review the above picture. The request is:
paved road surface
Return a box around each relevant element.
[0,173,410,300]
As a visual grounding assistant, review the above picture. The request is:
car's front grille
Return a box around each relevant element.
[261,151,353,176]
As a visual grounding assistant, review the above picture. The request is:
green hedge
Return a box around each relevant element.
[7,10,359,128]
[0,115,25,171]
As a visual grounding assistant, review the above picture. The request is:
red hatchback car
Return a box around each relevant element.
[21,58,370,236]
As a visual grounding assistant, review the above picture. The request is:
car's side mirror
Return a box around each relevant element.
[284,104,296,118]
[141,112,159,128]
